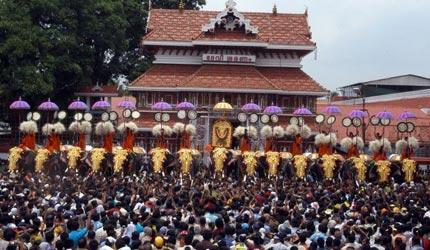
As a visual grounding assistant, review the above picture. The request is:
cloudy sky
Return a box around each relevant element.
[203,0,430,90]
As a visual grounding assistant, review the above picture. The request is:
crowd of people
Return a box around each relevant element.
[0,165,429,250]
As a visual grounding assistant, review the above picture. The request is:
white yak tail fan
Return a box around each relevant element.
[273,126,285,139]
[340,137,353,152]
[301,125,312,139]
[260,125,273,139]
[233,126,245,138]
[395,139,408,154]
[185,124,196,136]
[173,122,185,134]
[285,124,299,136]
[408,136,419,150]
[353,136,364,150]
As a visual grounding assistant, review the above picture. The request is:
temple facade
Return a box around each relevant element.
[129,0,327,149]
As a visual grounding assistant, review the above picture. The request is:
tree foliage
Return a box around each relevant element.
[0,0,205,108]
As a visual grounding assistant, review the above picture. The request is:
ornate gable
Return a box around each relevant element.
[202,0,258,35]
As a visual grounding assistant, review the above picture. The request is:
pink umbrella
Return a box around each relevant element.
[263,104,282,114]
[323,105,341,115]
[38,98,59,111]
[118,100,136,110]
[376,110,393,120]
[92,99,111,110]
[68,98,88,111]
[399,111,416,120]
[242,101,261,113]
[293,106,312,115]
[152,100,172,111]
[176,99,195,110]
[349,110,366,118]
[10,97,30,110]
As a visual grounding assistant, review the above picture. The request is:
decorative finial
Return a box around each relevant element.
[148,0,152,11]
[304,6,308,17]
[225,0,237,10]
[272,4,277,15]
[179,0,185,12]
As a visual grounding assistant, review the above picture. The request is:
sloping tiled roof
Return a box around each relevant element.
[317,99,430,142]
[130,64,327,93]
[144,9,314,46]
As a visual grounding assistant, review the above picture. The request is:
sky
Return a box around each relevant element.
[202,0,430,91]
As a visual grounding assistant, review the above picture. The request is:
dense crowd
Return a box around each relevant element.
[0,167,429,250]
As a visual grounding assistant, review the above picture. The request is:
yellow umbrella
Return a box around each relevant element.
[213,99,233,112]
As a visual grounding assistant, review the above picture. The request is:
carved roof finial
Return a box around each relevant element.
[304,6,308,17]
[179,0,185,12]
[226,0,237,10]
[272,4,277,15]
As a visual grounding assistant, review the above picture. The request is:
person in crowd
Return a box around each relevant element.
[0,165,428,250]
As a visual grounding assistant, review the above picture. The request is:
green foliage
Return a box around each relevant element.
[0,0,205,108]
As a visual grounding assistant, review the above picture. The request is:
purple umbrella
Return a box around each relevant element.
[38,98,59,111]
[399,111,416,120]
[293,106,312,116]
[324,105,341,115]
[68,98,88,111]
[92,99,111,110]
[176,99,195,110]
[349,110,366,118]
[10,97,30,110]
[152,100,172,111]
[376,110,393,120]
[264,104,282,114]
[118,100,136,110]
[242,101,261,113]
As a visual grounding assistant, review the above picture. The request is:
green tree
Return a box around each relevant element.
[0,0,205,108]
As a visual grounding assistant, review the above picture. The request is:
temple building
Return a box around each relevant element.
[129,0,328,148]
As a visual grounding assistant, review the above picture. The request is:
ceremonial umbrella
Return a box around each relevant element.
[176,99,195,110]
[349,110,366,118]
[399,111,416,120]
[92,99,110,110]
[152,100,172,111]
[293,106,312,116]
[376,110,393,120]
[118,100,136,110]
[324,105,341,115]
[10,97,31,142]
[263,104,282,114]
[38,98,59,111]
[213,99,233,112]
[68,98,88,111]
[241,101,261,113]
[10,97,30,110]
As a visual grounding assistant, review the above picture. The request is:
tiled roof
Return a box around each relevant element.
[130,64,327,93]
[145,9,314,46]
[317,99,430,142]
